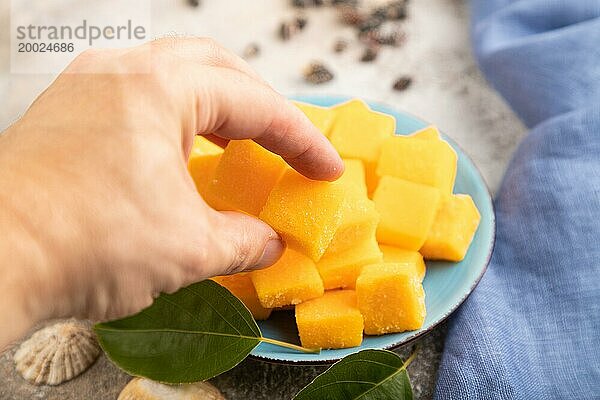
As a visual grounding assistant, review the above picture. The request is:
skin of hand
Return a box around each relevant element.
[0,38,343,349]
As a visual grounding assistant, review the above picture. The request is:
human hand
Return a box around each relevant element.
[0,38,342,347]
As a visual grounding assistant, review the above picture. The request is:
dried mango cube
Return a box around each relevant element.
[356,263,426,335]
[326,189,379,255]
[206,140,287,216]
[318,237,383,290]
[380,245,426,281]
[374,176,441,250]
[338,159,368,196]
[410,125,441,140]
[295,290,363,349]
[187,136,223,201]
[259,169,346,261]
[211,273,272,320]
[376,135,457,195]
[325,161,375,255]
[250,249,324,308]
[420,194,481,261]
[293,101,335,137]
[328,99,395,194]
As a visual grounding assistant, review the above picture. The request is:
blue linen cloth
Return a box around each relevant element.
[435,1,600,398]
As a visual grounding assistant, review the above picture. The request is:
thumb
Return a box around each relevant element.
[206,210,285,276]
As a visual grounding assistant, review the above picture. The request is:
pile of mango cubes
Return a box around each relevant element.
[188,99,481,350]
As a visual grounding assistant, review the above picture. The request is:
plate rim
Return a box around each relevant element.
[248,95,496,365]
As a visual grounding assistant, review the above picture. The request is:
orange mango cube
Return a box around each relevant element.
[293,101,335,137]
[250,249,324,308]
[187,136,223,202]
[206,140,287,215]
[326,190,379,255]
[373,176,441,250]
[295,290,364,349]
[211,273,272,320]
[259,169,346,261]
[318,237,383,290]
[356,263,426,335]
[380,245,426,281]
[324,161,375,254]
[420,194,481,261]
[338,159,368,196]
[376,135,457,195]
[410,125,441,140]
[328,99,395,194]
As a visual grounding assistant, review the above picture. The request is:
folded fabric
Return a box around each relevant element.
[435,1,600,399]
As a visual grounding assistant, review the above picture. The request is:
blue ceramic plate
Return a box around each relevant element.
[250,95,495,364]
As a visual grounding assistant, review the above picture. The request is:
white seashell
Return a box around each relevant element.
[118,377,226,400]
[13,319,100,385]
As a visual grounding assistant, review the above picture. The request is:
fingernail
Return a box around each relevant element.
[256,238,285,268]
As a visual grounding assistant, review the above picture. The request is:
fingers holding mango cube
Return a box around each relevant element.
[186,99,485,351]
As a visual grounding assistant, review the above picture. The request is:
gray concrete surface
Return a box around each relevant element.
[0,322,446,400]
[0,0,526,399]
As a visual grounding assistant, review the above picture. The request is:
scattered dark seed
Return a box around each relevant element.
[384,1,408,20]
[279,15,307,40]
[242,43,260,59]
[337,5,367,26]
[387,33,405,47]
[360,30,381,45]
[378,30,406,47]
[360,46,379,62]
[332,0,358,6]
[304,62,334,84]
[296,15,308,30]
[359,28,406,47]
[292,0,328,7]
[372,1,407,21]
[279,22,291,40]
[357,15,385,33]
[188,0,200,7]
[279,21,297,40]
[292,0,309,7]
[393,76,412,91]
[358,29,379,45]
[333,38,348,53]
[371,6,387,21]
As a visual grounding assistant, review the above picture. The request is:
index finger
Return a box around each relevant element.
[151,37,265,83]
[189,66,344,181]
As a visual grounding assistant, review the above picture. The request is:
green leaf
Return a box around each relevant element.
[294,349,415,400]
[94,280,261,383]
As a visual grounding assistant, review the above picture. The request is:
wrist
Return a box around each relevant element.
[0,130,57,346]
[0,209,47,348]
[0,272,37,349]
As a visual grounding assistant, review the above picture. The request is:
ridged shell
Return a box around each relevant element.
[118,377,226,400]
[14,319,100,385]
